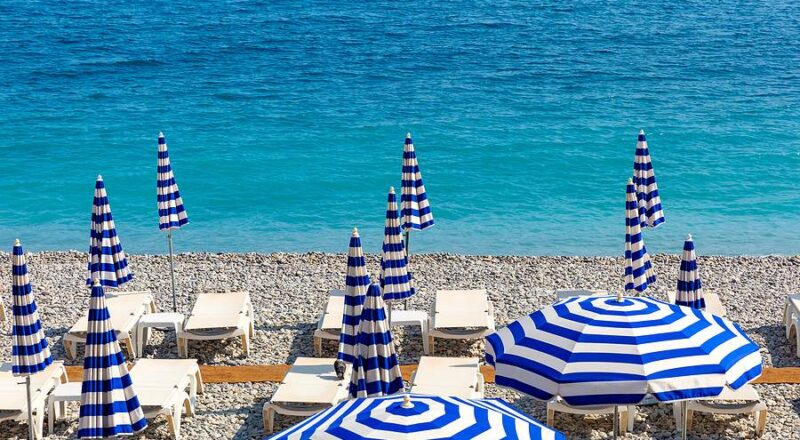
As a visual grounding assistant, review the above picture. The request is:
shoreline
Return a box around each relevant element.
[1,252,798,439]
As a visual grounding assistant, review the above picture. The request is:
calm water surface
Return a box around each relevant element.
[1,1,798,256]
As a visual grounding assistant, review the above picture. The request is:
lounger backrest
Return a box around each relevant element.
[69,293,152,334]
[129,359,197,389]
[318,289,345,330]
[184,292,250,331]
[271,357,351,405]
[434,289,490,328]
[413,356,480,387]
[0,362,64,410]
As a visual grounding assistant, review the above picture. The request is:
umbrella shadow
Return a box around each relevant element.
[255,323,318,364]
[747,324,797,367]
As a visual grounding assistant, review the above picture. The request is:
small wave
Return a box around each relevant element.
[75,58,166,68]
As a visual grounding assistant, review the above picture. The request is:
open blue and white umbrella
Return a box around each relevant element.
[87,175,132,288]
[337,228,370,364]
[625,178,656,293]
[400,132,434,254]
[268,393,565,440]
[157,132,189,311]
[676,234,705,309]
[11,239,53,440]
[78,280,147,439]
[349,283,403,398]
[633,130,665,228]
[380,186,415,303]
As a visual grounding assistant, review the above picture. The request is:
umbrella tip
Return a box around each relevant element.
[687,233,693,241]
[92,278,100,287]
[401,394,413,408]
[627,177,633,184]
[617,291,624,302]
[158,131,164,137]
[639,129,645,135]
[14,238,20,246]
[389,186,395,194]
[96,174,102,180]
[352,227,359,235]
[405,132,411,139]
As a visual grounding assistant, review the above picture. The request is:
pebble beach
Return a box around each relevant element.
[0,252,798,439]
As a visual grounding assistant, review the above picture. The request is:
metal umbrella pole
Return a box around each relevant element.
[167,229,177,312]
[613,405,619,440]
[25,376,33,440]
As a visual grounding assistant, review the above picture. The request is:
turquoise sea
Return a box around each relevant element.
[1,1,798,256]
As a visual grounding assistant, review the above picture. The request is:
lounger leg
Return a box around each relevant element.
[794,323,800,358]
[137,324,145,357]
[183,396,194,418]
[178,337,187,358]
[626,405,635,432]
[421,322,430,355]
[619,409,627,433]
[546,408,555,427]
[428,336,435,355]
[755,409,767,437]
[785,304,792,338]
[686,409,694,431]
[64,340,75,360]
[166,408,182,440]
[241,333,250,356]
[314,336,322,357]
[34,403,44,440]
[263,405,275,433]
[48,396,55,435]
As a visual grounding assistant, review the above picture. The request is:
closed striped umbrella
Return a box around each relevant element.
[625,178,656,294]
[337,228,370,364]
[485,295,762,407]
[380,186,415,303]
[349,283,403,398]
[633,130,665,228]
[11,239,52,440]
[87,175,133,288]
[11,239,52,375]
[157,132,189,311]
[268,394,565,440]
[78,280,147,439]
[676,234,705,309]
[400,132,434,253]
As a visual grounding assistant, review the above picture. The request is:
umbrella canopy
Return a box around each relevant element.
[337,228,370,364]
[485,295,762,406]
[10,239,52,375]
[400,132,434,231]
[380,186,415,302]
[157,132,189,230]
[349,283,403,398]
[625,178,656,294]
[633,130,665,228]
[78,280,147,438]
[676,234,705,309]
[267,393,565,440]
[87,175,133,288]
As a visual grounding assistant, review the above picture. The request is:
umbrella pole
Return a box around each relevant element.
[167,230,177,312]
[26,376,33,440]
[682,400,688,440]
[612,405,619,439]
[403,230,410,257]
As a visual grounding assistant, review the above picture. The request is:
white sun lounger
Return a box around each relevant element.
[178,292,254,357]
[674,384,767,437]
[783,294,800,356]
[312,289,345,356]
[409,356,484,398]
[666,291,726,316]
[555,289,608,301]
[63,291,156,359]
[262,357,352,433]
[129,359,204,440]
[0,361,68,439]
[547,399,634,433]
[427,289,495,354]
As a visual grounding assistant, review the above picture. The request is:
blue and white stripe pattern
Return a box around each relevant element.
[380,186,415,302]
[485,295,762,406]
[349,283,404,398]
[78,280,147,439]
[11,239,52,376]
[268,393,565,440]
[401,133,434,231]
[87,175,133,288]
[676,234,705,309]
[337,228,370,364]
[633,130,665,228]
[625,178,656,293]
[157,132,189,230]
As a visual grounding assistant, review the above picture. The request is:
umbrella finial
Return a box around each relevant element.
[352,227,358,236]
[617,291,624,302]
[97,174,103,180]
[639,129,645,135]
[687,233,693,241]
[389,186,395,194]
[627,177,633,184]
[92,278,101,287]
[406,132,411,139]
[401,394,413,408]
[14,238,20,246]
